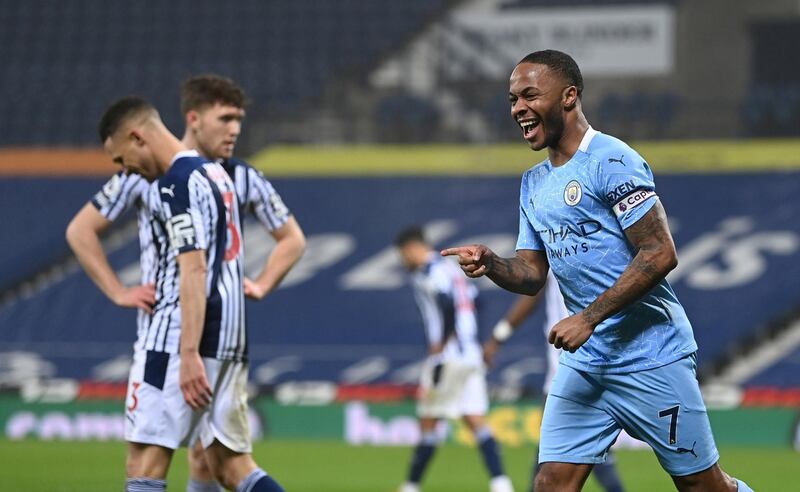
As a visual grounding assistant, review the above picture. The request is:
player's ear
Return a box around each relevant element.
[129,129,145,146]
[186,110,200,129]
[562,86,578,111]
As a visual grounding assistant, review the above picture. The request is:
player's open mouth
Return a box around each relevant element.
[518,118,539,140]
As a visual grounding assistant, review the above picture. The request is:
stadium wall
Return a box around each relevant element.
[2,396,798,449]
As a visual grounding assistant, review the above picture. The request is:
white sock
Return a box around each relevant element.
[489,474,514,492]
[126,478,167,491]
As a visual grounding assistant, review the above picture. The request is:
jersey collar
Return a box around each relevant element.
[578,126,597,152]
[170,149,200,165]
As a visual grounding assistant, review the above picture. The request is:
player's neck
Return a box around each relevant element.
[548,114,590,167]
[149,126,188,174]
[180,131,210,160]
[180,130,198,155]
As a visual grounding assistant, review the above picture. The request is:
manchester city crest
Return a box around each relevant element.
[564,180,582,206]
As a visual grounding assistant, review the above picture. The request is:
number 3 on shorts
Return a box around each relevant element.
[658,405,679,445]
[128,382,141,412]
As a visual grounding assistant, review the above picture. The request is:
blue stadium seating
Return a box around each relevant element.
[501,0,675,8]
[744,346,800,389]
[743,84,800,137]
[0,0,449,146]
[597,91,679,136]
[0,177,109,292]
[374,92,441,143]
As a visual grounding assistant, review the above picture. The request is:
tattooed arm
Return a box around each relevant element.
[548,200,678,352]
[583,200,677,325]
[440,245,548,296]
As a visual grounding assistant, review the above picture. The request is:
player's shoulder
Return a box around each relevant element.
[114,170,152,194]
[522,158,550,179]
[158,155,216,205]
[93,171,146,210]
[224,156,255,170]
[418,255,442,277]
[414,257,449,291]
[165,155,200,177]
[520,159,552,195]
[584,131,645,169]
[162,153,214,185]
[107,170,149,193]
[225,157,274,182]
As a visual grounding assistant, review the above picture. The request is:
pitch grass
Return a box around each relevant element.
[0,440,792,491]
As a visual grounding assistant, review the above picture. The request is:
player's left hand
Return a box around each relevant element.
[179,351,213,410]
[548,313,594,353]
[244,277,268,300]
[114,283,156,313]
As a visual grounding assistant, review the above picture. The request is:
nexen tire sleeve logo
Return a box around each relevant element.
[612,190,657,218]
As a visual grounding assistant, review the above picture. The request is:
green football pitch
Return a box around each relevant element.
[0,440,793,491]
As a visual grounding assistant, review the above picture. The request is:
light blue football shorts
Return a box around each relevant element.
[539,353,720,477]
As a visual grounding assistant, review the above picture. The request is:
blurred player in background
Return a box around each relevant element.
[67,75,304,492]
[443,50,753,491]
[395,226,513,492]
[484,271,625,492]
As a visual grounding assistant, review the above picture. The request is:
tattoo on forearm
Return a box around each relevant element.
[583,201,676,326]
[631,255,659,278]
[583,297,615,326]
[488,257,542,295]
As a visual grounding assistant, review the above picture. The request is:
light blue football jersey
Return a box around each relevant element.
[516,128,697,373]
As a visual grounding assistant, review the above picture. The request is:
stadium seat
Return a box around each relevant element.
[0,0,450,146]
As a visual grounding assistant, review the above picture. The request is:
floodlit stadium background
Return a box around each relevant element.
[0,1,798,490]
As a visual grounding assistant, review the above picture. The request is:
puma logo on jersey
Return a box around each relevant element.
[161,185,175,197]
[608,155,625,166]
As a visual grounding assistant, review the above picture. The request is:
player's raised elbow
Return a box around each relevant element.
[292,228,307,258]
[286,218,307,258]
[65,219,80,248]
[66,204,109,250]
[65,216,91,252]
[655,244,678,274]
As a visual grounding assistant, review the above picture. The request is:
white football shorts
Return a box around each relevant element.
[124,349,252,453]
[417,358,488,419]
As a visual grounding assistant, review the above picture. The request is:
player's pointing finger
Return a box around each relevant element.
[440,247,469,258]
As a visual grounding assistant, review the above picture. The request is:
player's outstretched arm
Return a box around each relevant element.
[66,203,155,312]
[177,250,212,410]
[441,245,548,295]
[244,216,306,300]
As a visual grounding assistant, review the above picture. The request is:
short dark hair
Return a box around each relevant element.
[98,96,154,142]
[181,74,248,114]
[518,50,583,97]
[394,226,426,247]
